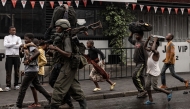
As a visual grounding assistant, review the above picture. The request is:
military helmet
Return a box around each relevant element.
[55,19,71,28]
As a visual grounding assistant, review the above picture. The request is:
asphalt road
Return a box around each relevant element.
[72,89,190,109]
[6,89,190,109]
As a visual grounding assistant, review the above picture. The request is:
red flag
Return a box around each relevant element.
[132,4,136,10]
[50,1,54,9]
[30,1,35,9]
[83,0,87,7]
[147,6,151,12]
[161,7,165,14]
[174,8,178,14]
[67,1,71,6]
[188,8,190,14]
[11,0,17,8]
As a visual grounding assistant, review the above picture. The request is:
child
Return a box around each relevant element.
[128,31,148,98]
[27,39,48,108]
[160,33,188,89]
[86,40,116,92]
[16,33,51,108]
[144,36,172,105]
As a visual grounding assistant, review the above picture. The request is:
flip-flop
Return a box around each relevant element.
[167,90,172,101]
[183,91,188,94]
[144,100,155,105]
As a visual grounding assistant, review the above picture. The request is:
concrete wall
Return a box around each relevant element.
[0,40,109,86]
[0,40,25,87]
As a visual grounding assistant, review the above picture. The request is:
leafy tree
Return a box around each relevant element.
[100,3,135,64]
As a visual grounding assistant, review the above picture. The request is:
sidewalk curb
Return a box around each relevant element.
[1,86,189,108]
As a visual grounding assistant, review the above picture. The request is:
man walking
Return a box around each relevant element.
[48,19,87,109]
[160,33,189,89]
[4,26,22,91]
[128,32,148,98]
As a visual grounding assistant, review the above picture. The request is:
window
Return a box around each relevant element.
[0,3,46,38]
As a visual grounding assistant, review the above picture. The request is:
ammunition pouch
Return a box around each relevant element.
[79,55,88,69]
[70,54,80,69]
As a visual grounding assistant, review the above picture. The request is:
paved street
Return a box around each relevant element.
[6,89,190,109]
[72,89,190,109]
[1,72,190,107]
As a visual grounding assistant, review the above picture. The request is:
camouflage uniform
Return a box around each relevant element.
[50,32,87,109]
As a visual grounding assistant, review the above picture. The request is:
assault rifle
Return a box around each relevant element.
[45,21,103,55]
[65,20,102,37]
[44,20,102,44]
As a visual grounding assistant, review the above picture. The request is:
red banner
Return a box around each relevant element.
[11,0,17,8]
[30,1,35,9]
[161,7,165,13]
[188,8,190,14]
[67,1,71,6]
[147,6,151,12]
[174,8,178,14]
[83,0,87,7]
[132,4,136,10]
[50,1,54,9]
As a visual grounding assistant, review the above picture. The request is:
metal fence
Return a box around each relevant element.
[76,48,136,80]
[19,47,136,84]
[41,48,136,82]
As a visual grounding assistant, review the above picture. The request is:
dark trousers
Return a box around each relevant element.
[49,64,72,106]
[5,57,20,87]
[16,72,51,107]
[132,63,145,92]
[161,63,185,85]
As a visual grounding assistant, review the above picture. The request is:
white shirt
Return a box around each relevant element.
[147,52,160,76]
[4,35,22,55]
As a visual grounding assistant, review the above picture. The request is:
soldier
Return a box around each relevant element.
[47,19,87,109]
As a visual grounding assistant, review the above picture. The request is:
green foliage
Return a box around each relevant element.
[100,3,135,63]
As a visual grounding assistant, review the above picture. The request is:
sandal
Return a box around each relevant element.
[144,100,155,105]
[167,90,172,101]
[28,103,41,108]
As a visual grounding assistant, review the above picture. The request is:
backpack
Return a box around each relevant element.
[129,20,153,33]
[50,4,77,28]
